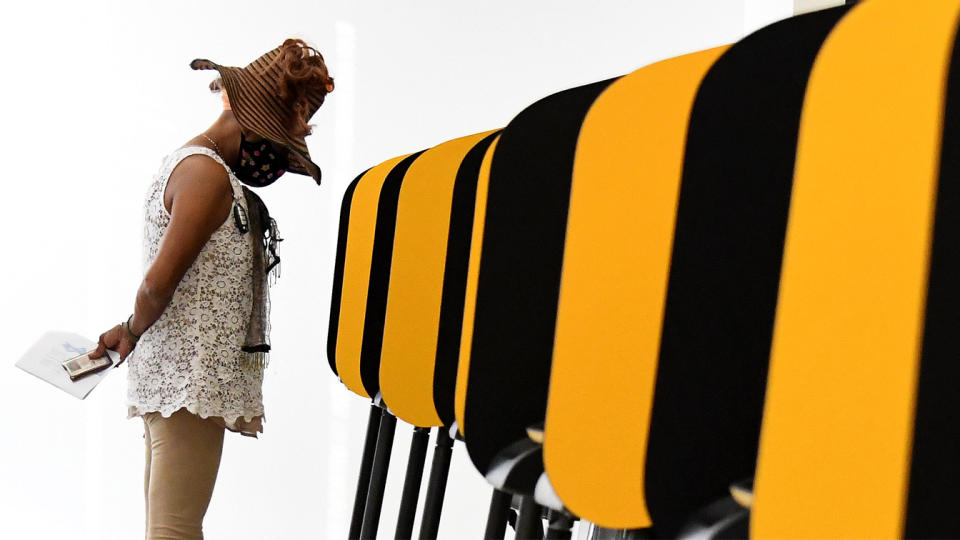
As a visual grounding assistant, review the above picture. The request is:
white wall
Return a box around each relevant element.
[0,1,789,538]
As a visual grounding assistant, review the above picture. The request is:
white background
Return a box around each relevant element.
[0,1,801,538]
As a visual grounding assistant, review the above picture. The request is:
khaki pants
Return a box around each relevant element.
[143,408,225,540]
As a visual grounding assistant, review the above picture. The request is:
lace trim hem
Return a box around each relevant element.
[127,403,265,437]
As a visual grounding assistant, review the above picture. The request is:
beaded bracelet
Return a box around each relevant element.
[123,314,142,341]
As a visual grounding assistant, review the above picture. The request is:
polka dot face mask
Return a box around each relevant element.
[236,133,289,187]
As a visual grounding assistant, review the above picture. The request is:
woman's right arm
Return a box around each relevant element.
[90,155,234,362]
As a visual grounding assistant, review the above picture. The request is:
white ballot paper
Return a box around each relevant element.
[16,331,121,400]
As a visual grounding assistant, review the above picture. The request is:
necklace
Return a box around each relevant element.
[201,133,222,158]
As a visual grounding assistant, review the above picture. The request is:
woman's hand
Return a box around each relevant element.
[89,323,137,367]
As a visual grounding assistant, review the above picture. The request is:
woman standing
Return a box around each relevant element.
[89,38,334,539]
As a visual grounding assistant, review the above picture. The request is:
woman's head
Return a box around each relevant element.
[212,39,334,135]
[191,38,334,184]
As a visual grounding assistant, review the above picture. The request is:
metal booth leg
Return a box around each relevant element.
[515,496,544,540]
[359,408,398,539]
[484,488,513,539]
[394,426,431,539]
[418,427,455,540]
[349,403,384,539]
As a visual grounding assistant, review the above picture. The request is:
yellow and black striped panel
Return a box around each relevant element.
[357,151,427,398]
[460,78,616,482]
[454,135,500,436]
[640,6,852,537]
[380,129,500,428]
[543,46,727,530]
[752,0,960,538]
[433,132,502,428]
[334,154,415,398]
[327,168,370,376]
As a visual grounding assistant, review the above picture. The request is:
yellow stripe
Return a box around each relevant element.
[380,130,500,427]
[543,46,728,529]
[454,135,500,436]
[752,1,960,537]
[335,154,412,398]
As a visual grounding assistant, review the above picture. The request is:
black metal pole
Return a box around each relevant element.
[349,404,384,540]
[394,426,431,540]
[418,427,455,540]
[484,489,513,539]
[360,409,398,540]
[514,497,544,540]
[544,510,574,540]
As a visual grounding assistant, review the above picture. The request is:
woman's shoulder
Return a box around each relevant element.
[163,146,239,188]
[160,147,238,216]
[156,145,213,175]
[170,145,241,186]
[167,152,233,196]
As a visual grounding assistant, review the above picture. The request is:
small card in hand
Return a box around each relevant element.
[61,350,112,381]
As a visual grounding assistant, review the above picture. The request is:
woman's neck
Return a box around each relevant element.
[195,110,242,170]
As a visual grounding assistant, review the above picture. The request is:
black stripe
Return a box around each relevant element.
[433,130,502,427]
[643,7,850,537]
[327,169,370,376]
[462,79,615,476]
[359,151,428,399]
[904,14,960,538]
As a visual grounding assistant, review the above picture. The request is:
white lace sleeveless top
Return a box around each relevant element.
[126,146,265,435]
